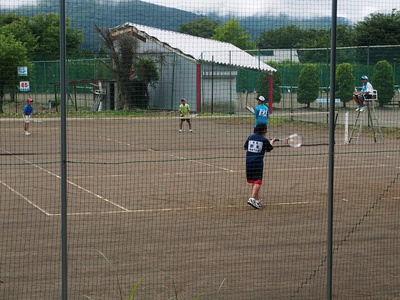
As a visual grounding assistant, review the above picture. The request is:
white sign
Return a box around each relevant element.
[19,81,30,92]
[18,66,28,77]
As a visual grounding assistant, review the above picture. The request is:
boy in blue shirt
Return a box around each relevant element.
[244,122,276,209]
[23,98,34,136]
[254,95,270,129]
[353,75,374,112]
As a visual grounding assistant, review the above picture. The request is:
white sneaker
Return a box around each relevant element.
[189,129,193,133]
[355,107,360,112]
[24,131,30,136]
[247,198,261,209]
[359,106,366,112]
[179,129,182,133]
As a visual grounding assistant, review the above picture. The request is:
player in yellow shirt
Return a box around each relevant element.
[179,98,193,133]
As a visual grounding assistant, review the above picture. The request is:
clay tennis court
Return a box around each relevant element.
[1,113,399,299]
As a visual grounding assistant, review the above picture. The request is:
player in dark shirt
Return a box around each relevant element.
[244,122,276,209]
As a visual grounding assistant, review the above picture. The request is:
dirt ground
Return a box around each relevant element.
[1,115,399,299]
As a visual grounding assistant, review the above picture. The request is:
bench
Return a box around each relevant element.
[386,99,400,107]
[316,98,340,109]
[386,89,400,107]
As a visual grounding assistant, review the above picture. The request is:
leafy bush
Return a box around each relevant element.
[297,64,319,107]
[336,62,355,107]
[371,60,395,106]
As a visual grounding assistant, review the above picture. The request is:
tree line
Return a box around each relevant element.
[178,9,400,63]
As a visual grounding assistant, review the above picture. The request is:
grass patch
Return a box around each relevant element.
[83,251,226,300]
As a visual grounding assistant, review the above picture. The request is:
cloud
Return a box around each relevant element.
[0,0,38,9]
[0,0,397,21]
[141,0,398,21]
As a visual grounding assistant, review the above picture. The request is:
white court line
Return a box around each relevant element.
[99,135,237,173]
[1,180,52,216]
[69,175,125,179]
[174,170,234,175]
[382,197,400,200]
[170,154,236,172]
[3,140,395,216]
[1,149,129,213]
[100,136,133,146]
[271,164,395,172]
[98,136,397,174]
[47,200,324,216]
[38,195,400,216]
[166,164,396,177]
[58,163,394,179]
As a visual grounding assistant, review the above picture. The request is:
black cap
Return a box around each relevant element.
[254,122,267,133]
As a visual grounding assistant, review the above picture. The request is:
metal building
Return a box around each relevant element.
[111,22,276,112]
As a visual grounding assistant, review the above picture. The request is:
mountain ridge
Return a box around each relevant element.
[2,0,351,51]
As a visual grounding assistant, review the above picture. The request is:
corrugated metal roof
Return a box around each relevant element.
[112,22,276,73]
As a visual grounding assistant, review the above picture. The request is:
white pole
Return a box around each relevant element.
[344,111,349,144]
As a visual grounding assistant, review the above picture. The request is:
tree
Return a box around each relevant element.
[354,9,400,63]
[96,25,159,110]
[297,64,319,107]
[257,25,304,49]
[212,19,255,50]
[336,25,356,47]
[298,28,342,63]
[0,13,22,27]
[0,13,84,60]
[29,13,84,59]
[95,25,133,109]
[129,58,159,108]
[355,9,400,46]
[371,60,395,107]
[335,63,355,108]
[300,28,331,48]
[0,34,29,113]
[0,14,38,56]
[258,62,282,104]
[178,18,219,38]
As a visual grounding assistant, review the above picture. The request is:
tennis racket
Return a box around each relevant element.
[246,104,255,114]
[180,113,197,119]
[275,133,303,148]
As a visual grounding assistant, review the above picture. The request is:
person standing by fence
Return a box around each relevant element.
[23,98,34,136]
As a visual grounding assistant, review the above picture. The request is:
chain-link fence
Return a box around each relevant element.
[1,2,400,300]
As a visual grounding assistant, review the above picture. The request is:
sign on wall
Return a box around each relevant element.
[18,66,28,77]
[19,81,30,92]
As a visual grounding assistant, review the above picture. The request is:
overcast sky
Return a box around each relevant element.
[143,0,398,21]
[0,0,398,21]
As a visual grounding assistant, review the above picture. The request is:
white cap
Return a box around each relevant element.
[256,96,265,102]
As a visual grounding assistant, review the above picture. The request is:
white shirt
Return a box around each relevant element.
[362,82,373,94]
